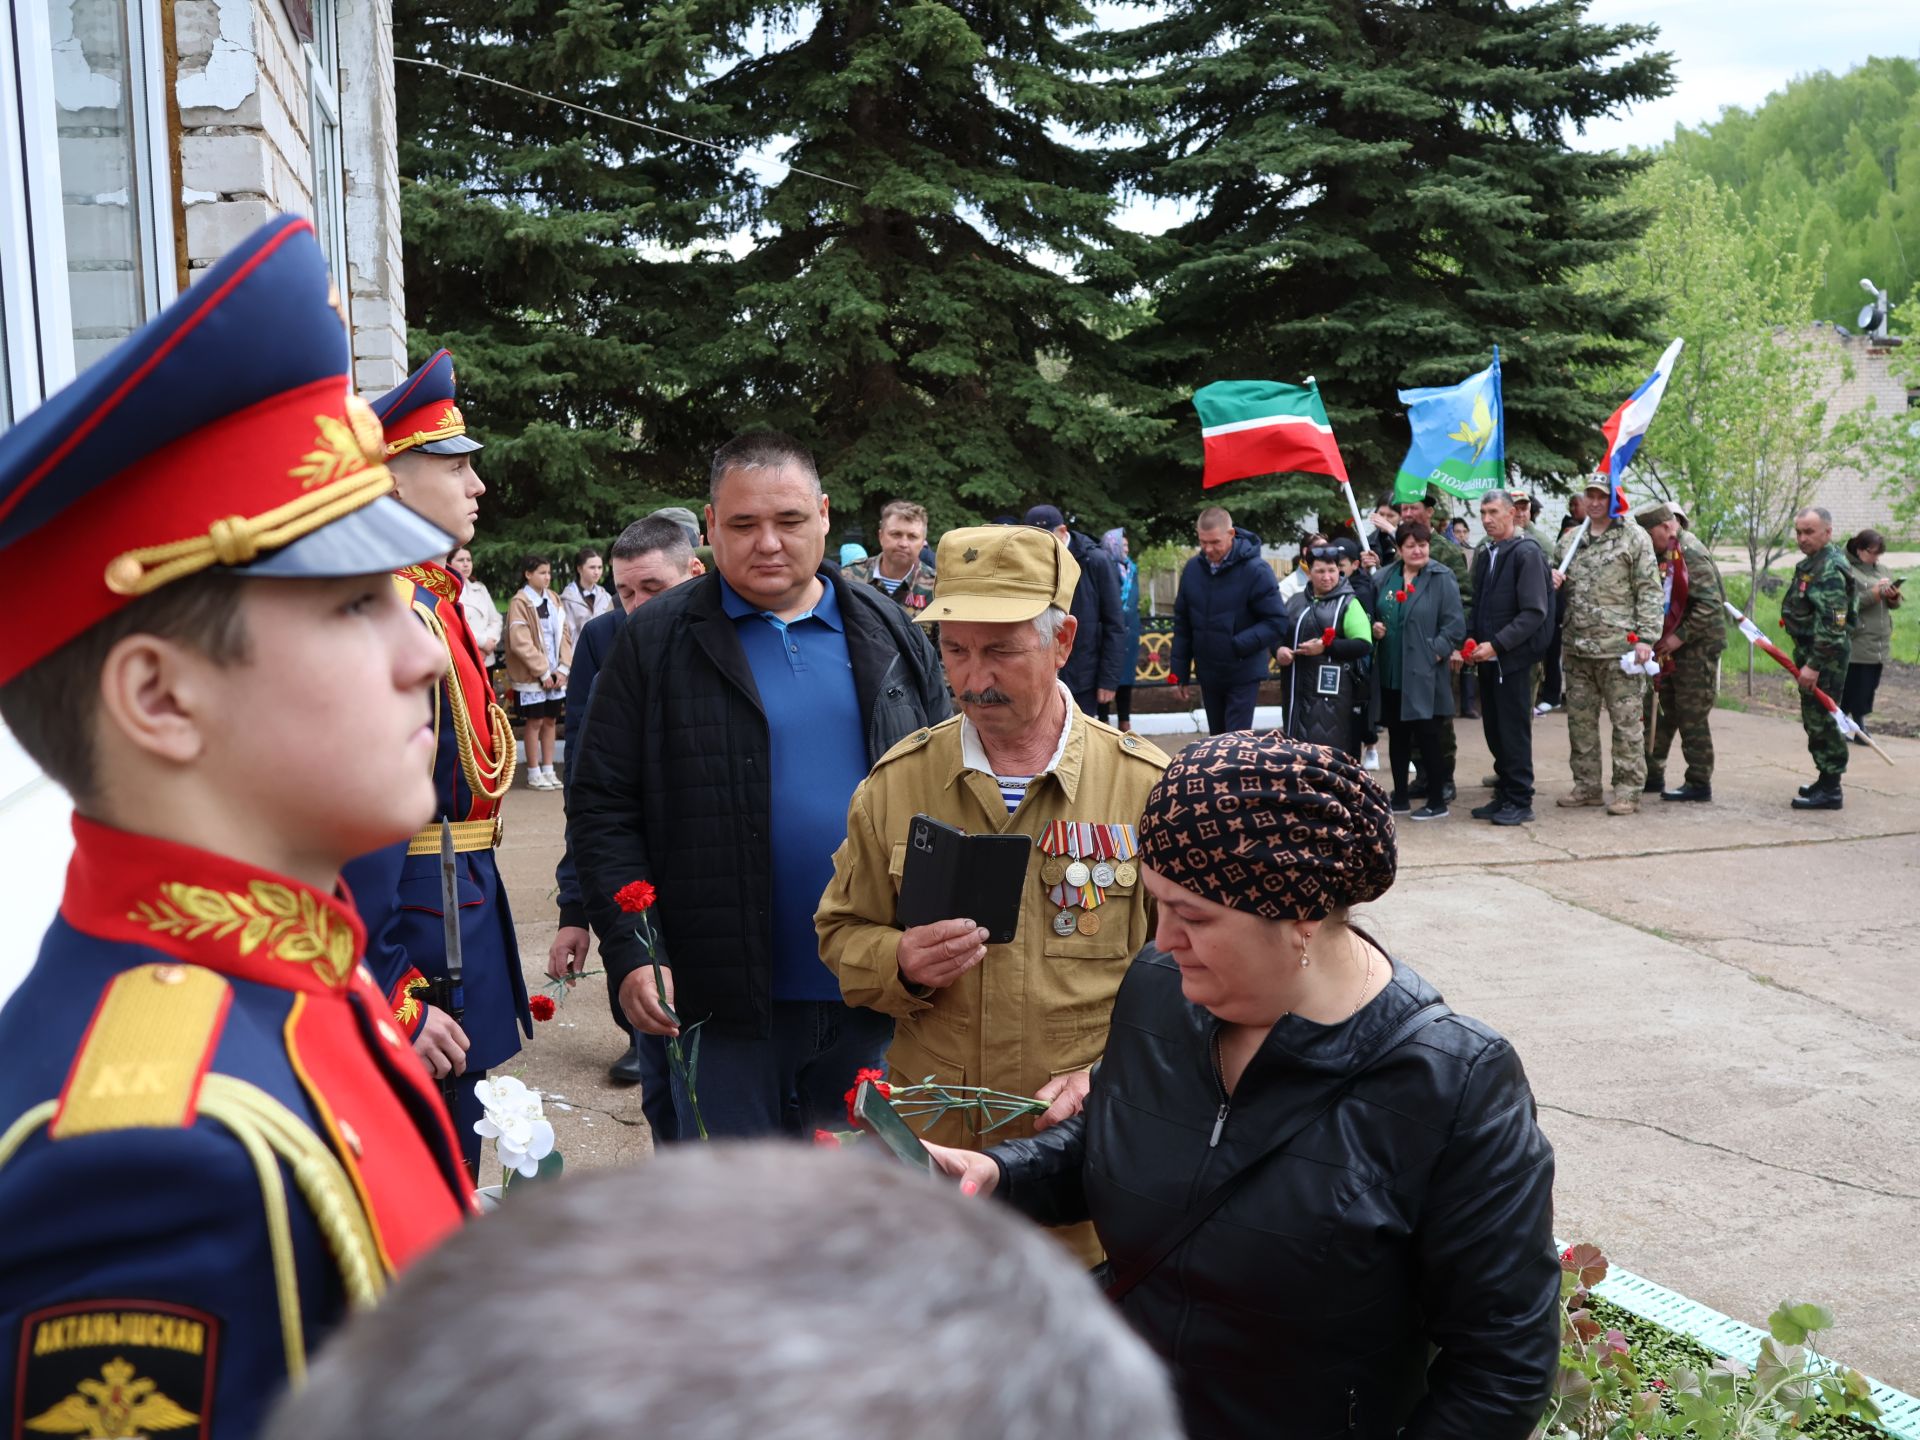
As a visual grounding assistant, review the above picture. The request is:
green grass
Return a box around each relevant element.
[1720,565,1919,674]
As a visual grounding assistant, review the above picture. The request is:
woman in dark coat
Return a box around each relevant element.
[926,735,1560,1440]
[1372,520,1466,819]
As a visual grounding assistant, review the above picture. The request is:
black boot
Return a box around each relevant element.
[608,1037,647,1085]
[1791,774,1843,811]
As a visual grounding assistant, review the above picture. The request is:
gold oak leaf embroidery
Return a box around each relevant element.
[131,880,355,986]
[290,413,371,490]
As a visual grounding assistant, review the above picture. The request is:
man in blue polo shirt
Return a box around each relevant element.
[568,432,951,1138]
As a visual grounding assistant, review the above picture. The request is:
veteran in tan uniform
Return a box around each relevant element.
[818,526,1167,1254]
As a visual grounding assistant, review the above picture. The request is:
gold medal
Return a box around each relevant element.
[1114,861,1138,888]
[1064,859,1091,888]
[1076,909,1102,937]
[1040,856,1068,886]
[1052,908,1080,938]
[1090,860,1117,889]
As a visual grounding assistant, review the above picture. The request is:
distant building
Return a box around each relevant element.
[1800,325,1918,538]
[0,0,408,995]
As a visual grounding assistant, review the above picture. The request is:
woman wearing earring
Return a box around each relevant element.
[925,734,1559,1440]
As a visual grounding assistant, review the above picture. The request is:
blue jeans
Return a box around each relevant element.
[669,1001,894,1139]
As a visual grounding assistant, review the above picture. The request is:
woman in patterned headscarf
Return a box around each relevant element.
[924,733,1559,1440]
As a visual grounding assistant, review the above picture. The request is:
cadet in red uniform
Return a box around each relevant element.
[0,215,472,1436]
[342,351,529,1172]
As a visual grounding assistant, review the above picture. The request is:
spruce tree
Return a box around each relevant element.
[394,0,733,577]
[661,0,1166,538]
[1105,0,1676,526]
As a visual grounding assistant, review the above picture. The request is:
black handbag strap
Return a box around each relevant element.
[1103,1000,1450,1305]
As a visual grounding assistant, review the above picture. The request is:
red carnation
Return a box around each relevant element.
[844,1070,893,1125]
[1394,589,1407,603]
[812,1129,841,1148]
[1321,626,1335,647]
[614,880,657,914]
[1462,637,1475,656]
[1626,632,1639,646]
[529,994,557,1022]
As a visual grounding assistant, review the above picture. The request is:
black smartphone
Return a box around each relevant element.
[1891,577,1904,589]
[852,1079,933,1173]
[896,814,1031,945]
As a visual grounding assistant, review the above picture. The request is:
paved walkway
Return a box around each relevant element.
[496,705,1920,1389]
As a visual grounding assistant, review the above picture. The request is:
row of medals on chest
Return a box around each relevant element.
[1039,821,1139,939]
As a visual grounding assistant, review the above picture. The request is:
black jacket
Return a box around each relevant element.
[1469,537,1553,677]
[566,568,952,1037]
[990,949,1560,1440]
[1170,527,1288,687]
[1061,530,1131,695]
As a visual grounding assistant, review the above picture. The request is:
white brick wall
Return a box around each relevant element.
[1800,326,1916,539]
[173,0,406,388]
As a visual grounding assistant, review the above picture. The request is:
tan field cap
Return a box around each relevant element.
[923,525,1081,625]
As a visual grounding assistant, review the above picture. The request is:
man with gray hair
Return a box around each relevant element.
[265,1145,1182,1440]
[818,524,1168,1265]
[569,432,951,1138]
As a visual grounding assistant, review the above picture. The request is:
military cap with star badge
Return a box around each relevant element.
[0,214,454,687]
[371,348,483,456]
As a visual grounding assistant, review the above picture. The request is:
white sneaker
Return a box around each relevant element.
[1533,701,1552,716]
[1362,746,1380,771]
[530,767,556,790]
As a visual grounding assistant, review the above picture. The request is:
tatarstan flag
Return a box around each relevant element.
[1193,379,1349,489]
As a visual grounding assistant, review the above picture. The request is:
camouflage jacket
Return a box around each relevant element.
[1430,530,1473,607]
[844,555,936,615]
[1668,529,1726,656]
[1780,543,1856,672]
[1557,518,1663,657]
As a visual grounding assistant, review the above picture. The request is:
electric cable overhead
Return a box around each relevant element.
[393,55,862,191]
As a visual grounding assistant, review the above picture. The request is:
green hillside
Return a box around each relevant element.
[1665,55,1920,322]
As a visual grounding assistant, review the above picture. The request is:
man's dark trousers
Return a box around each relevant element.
[1480,661,1534,808]
[668,1001,893,1137]
[1202,681,1261,735]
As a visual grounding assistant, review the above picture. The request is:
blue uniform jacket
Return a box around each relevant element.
[0,819,470,1437]
[343,562,529,1073]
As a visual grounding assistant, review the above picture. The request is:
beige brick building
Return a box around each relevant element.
[1800,324,1918,539]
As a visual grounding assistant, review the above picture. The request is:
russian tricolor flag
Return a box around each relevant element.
[1596,337,1685,515]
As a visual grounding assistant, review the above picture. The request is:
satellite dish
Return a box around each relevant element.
[1859,304,1880,329]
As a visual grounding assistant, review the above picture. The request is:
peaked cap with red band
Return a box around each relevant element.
[0,214,453,687]
[370,348,482,457]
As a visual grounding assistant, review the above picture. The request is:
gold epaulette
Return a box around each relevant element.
[0,966,386,1391]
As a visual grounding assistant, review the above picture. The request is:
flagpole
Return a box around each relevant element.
[1724,602,1894,766]
[1554,517,1589,579]
[1339,481,1367,548]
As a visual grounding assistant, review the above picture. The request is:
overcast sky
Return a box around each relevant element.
[1570,0,1915,151]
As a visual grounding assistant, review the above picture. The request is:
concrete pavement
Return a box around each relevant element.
[495,704,1920,1389]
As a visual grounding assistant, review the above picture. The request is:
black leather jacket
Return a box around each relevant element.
[990,948,1560,1440]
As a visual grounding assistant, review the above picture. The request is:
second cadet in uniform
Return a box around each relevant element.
[342,351,530,1173]
[1636,501,1726,802]
[0,215,471,1437]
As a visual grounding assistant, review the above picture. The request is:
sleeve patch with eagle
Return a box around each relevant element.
[13,1300,217,1438]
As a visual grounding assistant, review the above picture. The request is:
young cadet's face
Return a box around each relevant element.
[200,576,445,870]
[389,452,485,548]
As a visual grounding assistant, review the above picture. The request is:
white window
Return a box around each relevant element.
[306,0,349,300]
[0,0,175,431]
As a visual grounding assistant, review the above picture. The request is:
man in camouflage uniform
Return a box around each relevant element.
[1637,501,1725,802]
[1780,506,1857,811]
[1554,482,1663,814]
[845,499,937,615]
